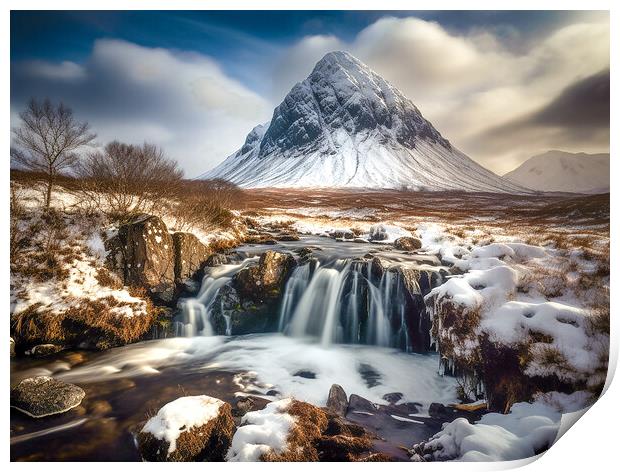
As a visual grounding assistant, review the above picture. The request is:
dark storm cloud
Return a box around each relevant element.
[531,69,610,128]
[468,70,610,170]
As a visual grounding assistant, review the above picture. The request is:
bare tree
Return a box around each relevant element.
[76,141,183,218]
[11,98,97,208]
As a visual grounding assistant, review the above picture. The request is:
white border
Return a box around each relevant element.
[2,1,616,470]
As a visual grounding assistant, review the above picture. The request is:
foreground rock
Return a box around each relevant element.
[394,236,422,251]
[137,395,234,462]
[11,376,85,418]
[326,384,349,417]
[228,398,381,462]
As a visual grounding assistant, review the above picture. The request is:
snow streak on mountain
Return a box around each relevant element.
[200,51,528,193]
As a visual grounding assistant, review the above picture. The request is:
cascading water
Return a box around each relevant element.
[178,245,440,353]
[177,257,258,337]
[279,258,438,351]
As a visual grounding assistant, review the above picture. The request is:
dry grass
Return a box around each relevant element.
[11,296,156,350]
[137,402,235,462]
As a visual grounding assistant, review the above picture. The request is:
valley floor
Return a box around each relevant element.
[10,182,610,462]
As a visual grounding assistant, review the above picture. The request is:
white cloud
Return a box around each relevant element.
[12,39,271,178]
[271,15,609,173]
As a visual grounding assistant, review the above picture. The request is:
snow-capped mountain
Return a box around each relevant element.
[504,150,609,194]
[200,51,527,193]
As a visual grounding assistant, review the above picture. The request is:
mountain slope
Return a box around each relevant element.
[200,51,528,193]
[504,151,609,194]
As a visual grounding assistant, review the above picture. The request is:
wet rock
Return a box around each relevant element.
[353,238,368,243]
[27,344,64,357]
[295,370,317,379]
[330,229,355,240]
[233,250,297,303]
[233,397,255,417]
[327,384,348,417]
[276,232,300,241]
[347,394,376,414]
[107,214,176,303]
[394,236,422,251]
[205,253,229,267]
[137,396,234,462]
[11,376,85,418]
[382,392,403,405]
[209,283,278,335]
[172,232,212,285]
[428,402,449,418]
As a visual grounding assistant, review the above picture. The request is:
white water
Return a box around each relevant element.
[52,334,458,408]
[178,251,435,352]
[177,258,258,337]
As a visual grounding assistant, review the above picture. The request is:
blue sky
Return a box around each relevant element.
[11,11,609,177]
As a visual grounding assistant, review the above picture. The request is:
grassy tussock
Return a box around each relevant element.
[11,296,157,350]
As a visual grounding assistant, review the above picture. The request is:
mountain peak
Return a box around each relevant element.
[312,51,366,73]
[200,53,529,193]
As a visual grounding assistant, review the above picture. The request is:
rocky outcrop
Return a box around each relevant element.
[137,396,235,462]
[106,215,227,304]
[107,214,176,303]
[172,232,212,285]
[394,236,422,251]
[11,376,85,418]
[233,251,296,303]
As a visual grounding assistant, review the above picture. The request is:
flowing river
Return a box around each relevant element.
[10,237,459,461]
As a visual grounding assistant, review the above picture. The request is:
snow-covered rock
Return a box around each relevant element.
[504,150,609,194]
[137,395,234,462]
[200,51,529,193]
[410,391,591,461]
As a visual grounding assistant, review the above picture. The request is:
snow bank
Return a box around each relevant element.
[412,391,590,462]
[142,395,225,456]
[227,398,295,461]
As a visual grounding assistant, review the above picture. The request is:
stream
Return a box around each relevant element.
[10,237,459,461]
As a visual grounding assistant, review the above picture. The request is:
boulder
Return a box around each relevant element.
[233,251,296,303]
[107,214,176,303]
[172,232,212,284]
[11,376,85,418]
[137,395,234,462]
[27,344,64,357]
[229,399,376,462]
[326,384,348,417]
[394,236,422,251]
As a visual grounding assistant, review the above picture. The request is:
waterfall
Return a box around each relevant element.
[177,257,258,337]
[280,258,435,350]
[179,250,439,352]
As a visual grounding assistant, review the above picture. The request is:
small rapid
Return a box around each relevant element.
[177,238,443,352]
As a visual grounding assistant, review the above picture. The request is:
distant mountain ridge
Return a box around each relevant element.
[200,51,529,193]
[504,150,609,194]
